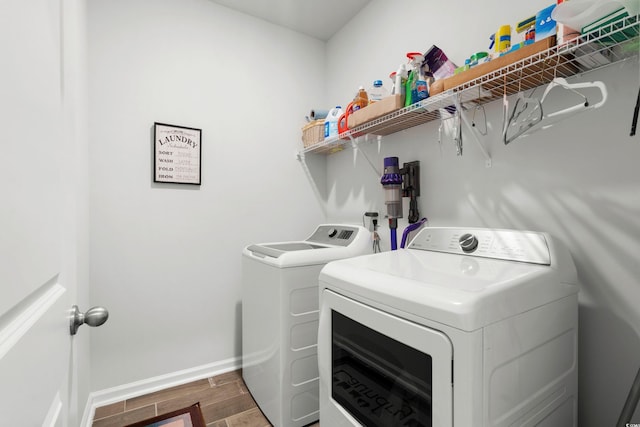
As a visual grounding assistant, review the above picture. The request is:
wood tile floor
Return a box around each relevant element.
[91,369,320,427]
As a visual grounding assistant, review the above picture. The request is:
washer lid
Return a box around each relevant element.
[243,224,371,268]
[320,229,578,331]
[246,242,328,258]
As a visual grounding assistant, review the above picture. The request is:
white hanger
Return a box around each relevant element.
[540,77,608,117]
[505,77,608,143]
[503,93,543,144]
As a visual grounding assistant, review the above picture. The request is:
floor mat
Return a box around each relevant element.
[123,403,206,427]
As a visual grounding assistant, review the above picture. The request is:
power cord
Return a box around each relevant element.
[364,212,381,253]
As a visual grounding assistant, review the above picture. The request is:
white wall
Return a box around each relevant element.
[324,1,640,425]
[87,0,326,390]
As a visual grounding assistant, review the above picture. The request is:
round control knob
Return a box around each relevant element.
[459,233,479,253]
[328,228,338,238]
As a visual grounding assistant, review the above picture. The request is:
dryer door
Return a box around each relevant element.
[319,290,453,427]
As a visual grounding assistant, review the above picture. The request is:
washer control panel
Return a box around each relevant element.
[307,225,360,247]
[409,227,551,265]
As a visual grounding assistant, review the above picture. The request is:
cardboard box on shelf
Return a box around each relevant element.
[441,37,557,91]
[429,79,445,96]
[347,94,404,129]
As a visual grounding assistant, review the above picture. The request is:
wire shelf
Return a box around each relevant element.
[301,13,639,155]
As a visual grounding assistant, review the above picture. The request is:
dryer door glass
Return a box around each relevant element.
[332,310,432,427]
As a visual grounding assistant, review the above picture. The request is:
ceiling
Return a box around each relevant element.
[208,0,371,41]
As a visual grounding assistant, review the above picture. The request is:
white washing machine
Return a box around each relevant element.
[318,227,579,427]
[242,224,370,427]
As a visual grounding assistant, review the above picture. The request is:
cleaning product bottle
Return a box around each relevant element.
[368,80,389,104]
[324,106,343,138]
[389,72,397,95]
[404,54,417,107]
[415,57,429,102]
[395,63,407,104]
[352,86,368,112]
[405,52,425,106]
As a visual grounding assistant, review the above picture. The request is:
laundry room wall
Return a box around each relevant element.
[87,0,326,391]
[322,0,640,425]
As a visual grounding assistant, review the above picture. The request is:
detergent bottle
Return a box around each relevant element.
[324,106,343,138]
[352,86,368,111]
[338,103,353,136]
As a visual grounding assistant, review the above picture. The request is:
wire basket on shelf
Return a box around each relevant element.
[301,119,325,148]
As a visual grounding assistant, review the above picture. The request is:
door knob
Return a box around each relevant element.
[70,305,109,335]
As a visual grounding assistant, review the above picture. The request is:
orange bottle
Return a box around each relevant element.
[352,86,368,112]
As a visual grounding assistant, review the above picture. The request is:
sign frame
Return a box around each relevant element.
[153,122,202,185]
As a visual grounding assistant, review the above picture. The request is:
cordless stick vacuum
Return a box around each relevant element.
[381,157,422,250]
[381,157,403,250]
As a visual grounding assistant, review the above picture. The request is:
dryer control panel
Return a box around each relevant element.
[409,227,551,265]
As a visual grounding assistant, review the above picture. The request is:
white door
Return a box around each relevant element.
[1,0,85,425]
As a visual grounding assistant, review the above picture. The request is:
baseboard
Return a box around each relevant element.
[80,356,241,427]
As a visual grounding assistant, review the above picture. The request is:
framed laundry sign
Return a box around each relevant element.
[154,122,202,185]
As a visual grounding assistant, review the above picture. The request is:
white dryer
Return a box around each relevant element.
[318,227,579,427]
[242,224,370,427]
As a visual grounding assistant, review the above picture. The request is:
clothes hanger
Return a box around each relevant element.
[502,71,543,145]
[503,92,544,145]
[505,77,608,143]
[540,77,608,118]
